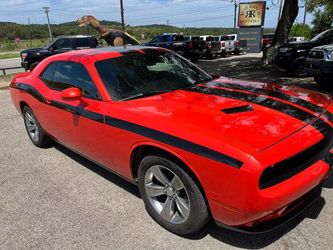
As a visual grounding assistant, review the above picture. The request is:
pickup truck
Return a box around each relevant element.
[144,34,206,61]
[227,34,247,55]
[200,36,220,59]
[21,35,98,71]
[214,35,234,56]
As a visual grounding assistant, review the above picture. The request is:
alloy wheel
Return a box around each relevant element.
[144,165,190,224]
[24,111,39,142]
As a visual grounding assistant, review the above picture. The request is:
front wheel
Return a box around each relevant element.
[138,155,209,235]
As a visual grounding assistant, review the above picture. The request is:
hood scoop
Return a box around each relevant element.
[221,105,253,114]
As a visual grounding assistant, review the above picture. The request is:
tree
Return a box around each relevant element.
[271,0,299,46]
[311,9,333,36]
[289,23,312,39]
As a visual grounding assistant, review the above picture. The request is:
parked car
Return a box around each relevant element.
[275,29,333,76]
[262,34,274,49]
[10,46,333,235]
[227,34,247,55]
[200,35,220,59]
[144,34,205,61]
[21,35,98,71]
[214,35,233,56]
[305,44,333,85]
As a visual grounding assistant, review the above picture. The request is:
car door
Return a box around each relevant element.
[38,61,115,165]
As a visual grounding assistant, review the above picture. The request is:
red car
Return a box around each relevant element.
[9,46,333,235]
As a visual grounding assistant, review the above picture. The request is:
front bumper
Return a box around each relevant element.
[205,118,332,229]
[215,183,323,233]
[21,61,29,71]
[305,58,333,77]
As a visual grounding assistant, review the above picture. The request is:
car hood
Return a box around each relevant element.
[123,77,330,155]
[21,47,44,54]
[281,41,318,48]
[311,44,333,50]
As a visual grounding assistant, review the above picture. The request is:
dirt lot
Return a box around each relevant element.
[1,54,333,249]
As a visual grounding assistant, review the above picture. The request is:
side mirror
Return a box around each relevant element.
[61,87,82,100]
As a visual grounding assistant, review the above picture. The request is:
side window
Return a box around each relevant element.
[150,36,161,43]
[40,62,101,100]
[52,38,72,50]
[40,63,58,88]
[74,38,90,49]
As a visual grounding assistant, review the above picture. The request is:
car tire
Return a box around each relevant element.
[23,106,52,148]
[234,50,240,55]
[190,55,199,62]
[138,155,209,236]
[29,62,39,71]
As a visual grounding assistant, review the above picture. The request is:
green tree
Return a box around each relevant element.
[311,9,333,36]
[289,23,312,39]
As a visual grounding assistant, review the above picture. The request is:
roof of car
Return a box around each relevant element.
[56,35,95,39]
[48,46,164,62]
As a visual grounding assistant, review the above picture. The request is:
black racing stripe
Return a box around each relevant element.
[105,116,243,168]
[208,81,333,123]
[50,100,104,123]
[12,83,243,168]
[13,82,45,103]
[188,85,316,124]
[323,152,333,166]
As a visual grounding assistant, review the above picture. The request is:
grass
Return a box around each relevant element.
[0,53,20,59]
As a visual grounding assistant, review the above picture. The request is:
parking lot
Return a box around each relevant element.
[1,54,333,249]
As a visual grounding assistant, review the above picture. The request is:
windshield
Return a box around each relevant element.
[95,50,212,101]
[311,29,331,42]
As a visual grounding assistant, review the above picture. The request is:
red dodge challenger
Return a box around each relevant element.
[9,46,333,235]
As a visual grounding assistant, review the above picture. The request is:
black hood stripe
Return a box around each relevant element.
[208,81,333,123]
[187,85,317,125]
[11,83,243,168]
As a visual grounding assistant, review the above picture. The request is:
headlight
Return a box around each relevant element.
[21,52,27,61]
[279,47,292,53]
[296,49,307,53]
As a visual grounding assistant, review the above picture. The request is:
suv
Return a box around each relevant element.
[21,35,98,71]
[275,29,333,76]
[304,44,333,85]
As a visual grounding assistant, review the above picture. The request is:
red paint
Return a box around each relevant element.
[9,47,332,228]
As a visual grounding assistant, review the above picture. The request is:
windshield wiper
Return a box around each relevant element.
[122,89,177,101]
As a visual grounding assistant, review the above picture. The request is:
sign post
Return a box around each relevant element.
[237,1,266,53]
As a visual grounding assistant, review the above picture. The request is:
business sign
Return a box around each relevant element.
[237,27,263,53]
[238,1,266,28]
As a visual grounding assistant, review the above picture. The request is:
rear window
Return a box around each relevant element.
[220,36,230,41]
[205,37,215,41]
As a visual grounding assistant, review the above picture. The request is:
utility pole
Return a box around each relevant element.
[277,0,284,23]
[120,0,125,31]
[167,20,170,26]
[230,0,238,31]
[28,18,32,48]
[303,1,307,26]
[42,7,53,42]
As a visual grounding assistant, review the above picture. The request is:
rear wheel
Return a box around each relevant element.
[23,106,52,147]
[138,155,209,235]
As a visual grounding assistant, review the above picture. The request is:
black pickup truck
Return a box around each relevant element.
[21,35,98,71]
[275,29,333,76]
[144,34,206,61]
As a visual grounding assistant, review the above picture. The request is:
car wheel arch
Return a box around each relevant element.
[130,143,210,209]
[20,101,30,113]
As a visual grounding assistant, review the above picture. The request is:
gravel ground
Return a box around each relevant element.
[1,54,333,249]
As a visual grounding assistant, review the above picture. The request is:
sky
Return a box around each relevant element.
[0,0,312,28]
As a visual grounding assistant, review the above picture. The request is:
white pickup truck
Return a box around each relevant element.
[227,34,247,55]
[214,35,234,56]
